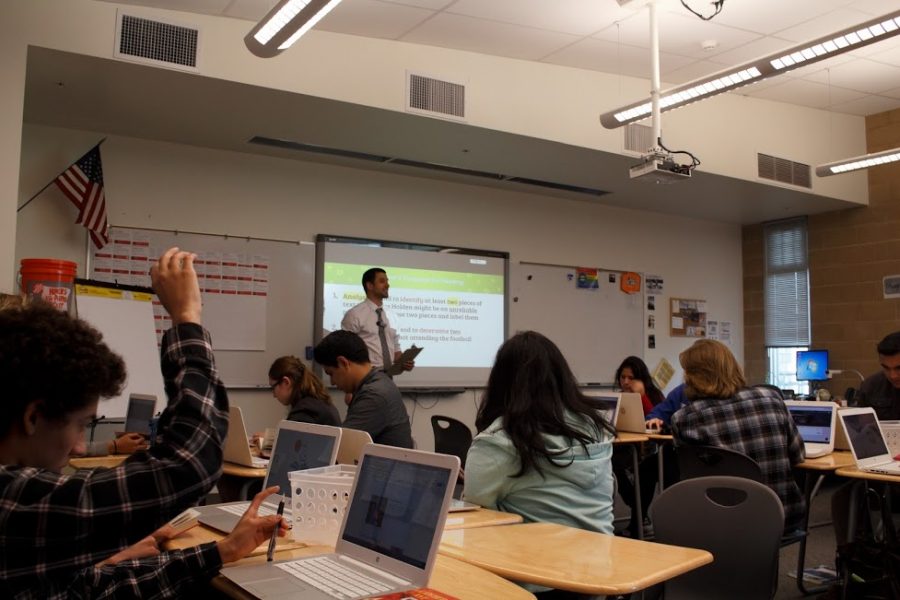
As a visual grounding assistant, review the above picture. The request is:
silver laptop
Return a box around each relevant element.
[198,420,342,533]
[785,400,836,458]
[221,444,460,600]
[838,407,900,475]
[224,406,269,469]
[615,392,650,433]
[583,391,622,428]
[123,394,157,435]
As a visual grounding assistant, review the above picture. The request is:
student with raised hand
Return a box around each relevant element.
[0,247,285,598]
[268,355,341,427]
[463,331,616,535]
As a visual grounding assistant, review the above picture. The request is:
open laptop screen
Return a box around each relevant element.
[341,455,451,569]
[788,405,833,444]
[843,412,890,460]
[266,429,337,499]
[588,395,618,424]
[124,394,156,435]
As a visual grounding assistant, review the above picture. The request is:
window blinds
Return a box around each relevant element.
[764,217,810,347]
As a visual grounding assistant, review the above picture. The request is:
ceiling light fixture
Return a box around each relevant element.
[244,0,344,58]
[816,147,900,176]
[600,9,900,128]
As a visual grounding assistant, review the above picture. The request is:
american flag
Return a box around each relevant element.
[55,144,109,249]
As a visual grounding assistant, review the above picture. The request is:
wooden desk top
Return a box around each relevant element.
[645,432,674,441]
[221,462,267,478]
[68,455,128,469]
[445,508,523,530]
[614,432,650,444]
[439,522,712,595]
[212,546,535,600]
[835,465,900,483]
[797,451,856,471]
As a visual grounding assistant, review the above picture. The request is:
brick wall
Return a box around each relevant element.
[743,107,900,393]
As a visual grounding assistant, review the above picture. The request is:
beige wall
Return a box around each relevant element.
[744,107,900,391]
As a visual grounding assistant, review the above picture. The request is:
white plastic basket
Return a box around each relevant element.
[288,464,357,545]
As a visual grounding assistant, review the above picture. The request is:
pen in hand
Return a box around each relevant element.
[267,495,285,562]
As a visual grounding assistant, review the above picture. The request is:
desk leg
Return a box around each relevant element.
[795,472,826,596]
[632,444,643,541]
[657,441,666,494]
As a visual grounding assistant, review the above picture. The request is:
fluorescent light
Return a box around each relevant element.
[600,9,900,129]
[816,147,900,176]
[244,0,343,58]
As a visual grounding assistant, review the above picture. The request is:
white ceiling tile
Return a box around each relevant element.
[773,7,876,42]
[799,58,900,93]
[782,54,855,81]
[741,78,867,109]
[542,38,693,79]
[865,42,900,66]
[400,13,580,61]
[223,0,278,21]
[703,36,796,66]
[707,0,854,35]
[848,0,900,17]
[378,0,454,9]
[446,0,621,37]
[883,86,900,99]
[317,0,434,40]
[100,0,232,15]
[829,94,900,115]
[660,59,731,85]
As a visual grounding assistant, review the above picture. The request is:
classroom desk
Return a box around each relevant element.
[445,507,523,530]
[614,432,649,539]
[794,451,857,595]
[220,462,267,501]
[68,454,129,469]
[439,522,712,596]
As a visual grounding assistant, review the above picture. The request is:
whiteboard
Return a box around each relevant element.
[75,287,166,419]
[509,263,644,385]
[90,227,315,388]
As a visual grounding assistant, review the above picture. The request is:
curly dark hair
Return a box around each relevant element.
[0,301,126,435]
[476,331,615,478]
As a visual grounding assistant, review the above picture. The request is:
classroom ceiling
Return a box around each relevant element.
[103,0,900,117]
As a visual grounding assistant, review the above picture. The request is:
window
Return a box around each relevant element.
[764,217,810,394]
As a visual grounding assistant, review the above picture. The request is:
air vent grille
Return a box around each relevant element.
[117,14,199,69]
[624,124,653,154]
[758,153,811,188]
[407,73,465,120]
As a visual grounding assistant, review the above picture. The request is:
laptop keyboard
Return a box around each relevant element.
[276,556,399,599]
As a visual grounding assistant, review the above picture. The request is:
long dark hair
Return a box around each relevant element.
[615,355,665,406]
[269,356,332,406]
[476,331,615,477]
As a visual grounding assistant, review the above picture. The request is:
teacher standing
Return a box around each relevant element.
[341,267,414,375]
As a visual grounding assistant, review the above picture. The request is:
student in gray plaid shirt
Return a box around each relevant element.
[0,247,288,599]
[671,339,806,534]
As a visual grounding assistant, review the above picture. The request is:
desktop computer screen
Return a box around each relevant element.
[796,349,829,381]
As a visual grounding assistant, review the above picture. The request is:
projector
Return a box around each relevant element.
[629,153,693,183]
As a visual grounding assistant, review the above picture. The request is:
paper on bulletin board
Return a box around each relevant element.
[202,294,266,350]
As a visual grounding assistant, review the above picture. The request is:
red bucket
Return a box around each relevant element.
[19,258,78,313]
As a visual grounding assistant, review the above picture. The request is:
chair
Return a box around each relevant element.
[650,476,785,600]
[336,427,373,465]
[676,444,764,483]
[430,416,473,467]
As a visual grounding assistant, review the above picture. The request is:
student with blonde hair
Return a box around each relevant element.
[671,339,805,533]
[268,356,340,427]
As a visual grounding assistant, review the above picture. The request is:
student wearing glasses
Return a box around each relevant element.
[267,356,341,427]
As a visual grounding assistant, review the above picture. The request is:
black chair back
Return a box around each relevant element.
[430,416,473,467]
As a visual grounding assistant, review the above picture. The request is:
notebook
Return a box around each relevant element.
[838,408,900,475]
[615,392,651,433]
[583,391,621,427]
[221,444,460,600]
[198,419,342,533]
[784,400,836,458]
[223,406,270,469]
[122,393,157,435]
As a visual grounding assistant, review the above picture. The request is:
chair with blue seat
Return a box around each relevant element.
[650,476,785,599]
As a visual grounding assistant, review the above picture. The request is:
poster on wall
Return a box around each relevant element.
[670,297,707,337]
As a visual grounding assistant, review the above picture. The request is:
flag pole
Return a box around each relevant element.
[16,138,107,214]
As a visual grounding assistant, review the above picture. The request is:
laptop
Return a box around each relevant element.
[838,407,900,475]
[615,392,651,433]
[224,406,270,469]
[122,393,157,435]
[583,391,621,427]
[221,444,460,600]
[198,420,342,533]
[785,400,837,458]
[336,427,373,466]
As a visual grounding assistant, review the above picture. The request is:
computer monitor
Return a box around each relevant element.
[796,349,829,381]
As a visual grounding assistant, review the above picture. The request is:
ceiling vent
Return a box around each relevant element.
[114,11,200,72]
[624,123,653,155]
[758,153,811,189]
[406,72,466,121]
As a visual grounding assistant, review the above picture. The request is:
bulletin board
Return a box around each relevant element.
[89,226,315,388]
[510,262,644,385]
[670,297,707,337]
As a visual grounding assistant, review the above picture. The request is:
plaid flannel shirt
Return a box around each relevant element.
[0,323,229,599]
[671,386,806,532]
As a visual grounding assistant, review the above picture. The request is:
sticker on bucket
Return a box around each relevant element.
[27,282,73,312]
[19,259,78,313]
